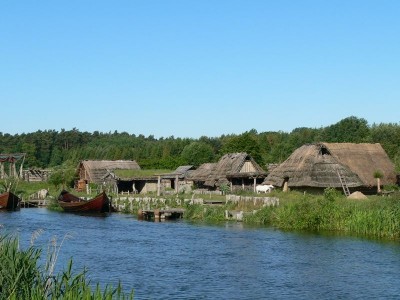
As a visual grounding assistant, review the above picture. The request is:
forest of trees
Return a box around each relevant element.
[1,116,400,172]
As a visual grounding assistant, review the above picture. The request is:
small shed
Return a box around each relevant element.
[264,143,396,194]
[161,165,195,193]
[22,169,51,182]
[76,160,141,189]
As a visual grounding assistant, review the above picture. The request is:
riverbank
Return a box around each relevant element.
[245,189,400,240]
[112,188,400,240]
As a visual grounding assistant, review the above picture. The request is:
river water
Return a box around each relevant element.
[1,208,400,299]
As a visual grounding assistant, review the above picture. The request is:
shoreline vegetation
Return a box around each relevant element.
[7,179,400,241]
[111,187,400,241]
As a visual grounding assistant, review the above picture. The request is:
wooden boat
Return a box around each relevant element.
[0,191,21,211]
[58,190,112,213]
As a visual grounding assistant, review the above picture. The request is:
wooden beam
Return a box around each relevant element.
[175,174,179,194]
[157,175,161,196]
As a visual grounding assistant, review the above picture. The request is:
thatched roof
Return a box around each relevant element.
[264,143,396,188]
[162,165,195,179]
[78,160,141,184]
[192,153,266,187]
[186,163,217,181]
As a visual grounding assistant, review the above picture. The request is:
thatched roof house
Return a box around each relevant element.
[188,153,266,191]
[77,160,141,185]
[264,143,396,193]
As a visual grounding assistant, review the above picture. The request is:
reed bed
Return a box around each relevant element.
[244,189,400,240]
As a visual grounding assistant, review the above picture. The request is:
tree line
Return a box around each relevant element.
[1,116,400,172]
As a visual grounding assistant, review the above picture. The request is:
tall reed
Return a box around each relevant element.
[244,189,400,240]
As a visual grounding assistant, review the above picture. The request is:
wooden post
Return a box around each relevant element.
[137,209,143,220]
[283,181,288,192]
[154,209,160,221]
[12,162,17,177]
[377,178,381,194]
[253,177,257,193]
[175,174,179,194]
[242,178,244,190]
[157,175,161,196]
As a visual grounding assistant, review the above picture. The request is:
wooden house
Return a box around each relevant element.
[263,143,396,194]
[188,153,267,192]
[161,166,196,193]
[76,160,141,191]
[22,169,51,182]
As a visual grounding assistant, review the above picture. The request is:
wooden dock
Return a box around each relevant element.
[138,208,185,221]
[20,199,49,208]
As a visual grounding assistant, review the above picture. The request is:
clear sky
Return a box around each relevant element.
[1,1,399,138]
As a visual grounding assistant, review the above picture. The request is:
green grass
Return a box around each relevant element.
[243,189,400,240]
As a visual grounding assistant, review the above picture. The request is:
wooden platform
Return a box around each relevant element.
[138,208,185,221]
[21,199,49,208]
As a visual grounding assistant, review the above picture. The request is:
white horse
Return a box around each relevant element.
[256,184,274,193]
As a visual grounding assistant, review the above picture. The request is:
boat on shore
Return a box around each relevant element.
[58,190,112,213]
[0,191,21,211]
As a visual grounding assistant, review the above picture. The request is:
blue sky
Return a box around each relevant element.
[1,1,399,138]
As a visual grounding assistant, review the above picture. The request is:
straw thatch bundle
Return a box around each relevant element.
[347,191,368,199]
[264,143,396,190]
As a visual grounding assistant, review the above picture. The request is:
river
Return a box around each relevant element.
[1,208,400,299]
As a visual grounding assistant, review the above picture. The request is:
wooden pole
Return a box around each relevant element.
[157,175,161,196]
[154,209,160,221]
[253,177,257,193]
[175,174,179,194]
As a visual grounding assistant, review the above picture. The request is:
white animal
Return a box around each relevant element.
[37,189,49,199]
[256,184,274,193]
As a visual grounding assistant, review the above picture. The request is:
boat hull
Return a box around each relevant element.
[58,190,111,213]
[0,192,21,211]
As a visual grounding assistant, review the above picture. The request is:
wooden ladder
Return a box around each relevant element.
[337,169,351,197]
